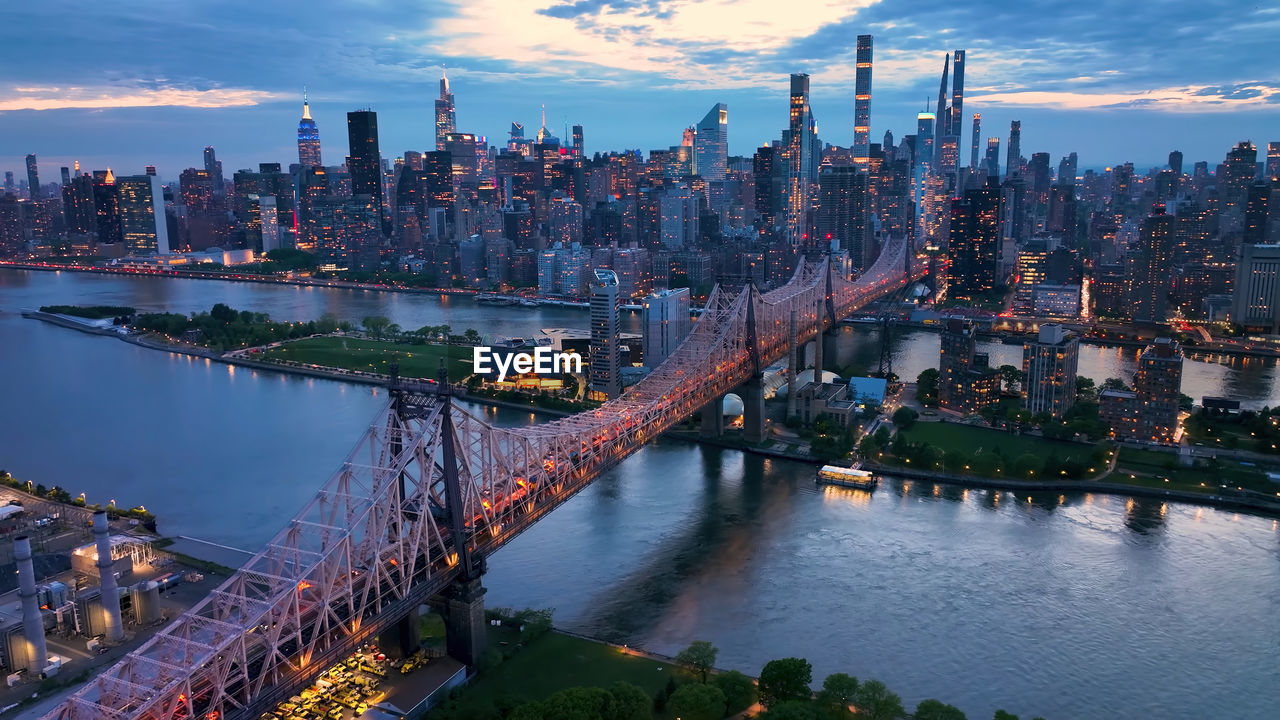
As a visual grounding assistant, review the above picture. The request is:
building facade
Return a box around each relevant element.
[1022,324,1079,418]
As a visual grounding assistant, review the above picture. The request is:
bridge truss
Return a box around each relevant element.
[44,238,919,720]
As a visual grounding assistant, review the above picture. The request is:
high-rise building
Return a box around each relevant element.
[589,268,621,399]
[984,137,1000,179]
[25,154,39,200]
[853,34,873,165]
[1022,324,1079,418]
[92,170,122,245]
[950,50,965,143]
[571,124,584,158]
[1268,142,1280,182]
[938,316,1000,414]
[60,167,71,186]
[969,114,981,170]
[346,109,385,232]
[1133,339,1183,443]
[434,67,456,151]
[1244,181,1276,244]
[1129,206,1174,324]
[641,287,691,368]
[297,91,322,168]
[753,145,783,230]
[203,146,224,203]
[816,165,872,269]
[934,53,950,143]
[1232,242,1280,333]
[1168,150,1184,177]
[1058,152,1078,184]
[694,103,728,182]
[1221,141,1258,211]
[61,173,95,235]
[117,174,170,255]
[1005,121,1021,179]
[783,73,815,246]
[948,177,1001,294]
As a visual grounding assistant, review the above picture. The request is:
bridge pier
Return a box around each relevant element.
[700,396,725,438]
[786,310,798,419]
[742,373,766,444]
[378,605,421,660]
[443,577,488,666]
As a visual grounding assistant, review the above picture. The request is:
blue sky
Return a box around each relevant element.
[1,0,1277,182]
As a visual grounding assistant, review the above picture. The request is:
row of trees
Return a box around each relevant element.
[359,316,482,345]
[133,303,349,351]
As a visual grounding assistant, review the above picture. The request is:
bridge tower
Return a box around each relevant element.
[877,316,895,378]
[786,309,799,419]
[741,286,767,444]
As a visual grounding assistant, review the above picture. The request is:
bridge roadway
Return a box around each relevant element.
[44,238,919,720]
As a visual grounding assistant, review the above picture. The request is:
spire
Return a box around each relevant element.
[440,64,450,96]
[301,86,312,120]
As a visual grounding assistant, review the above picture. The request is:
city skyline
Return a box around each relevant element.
[2,1,1278,175]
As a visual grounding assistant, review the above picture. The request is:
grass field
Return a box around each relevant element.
[901,422,1095,459]
[259,336,472,380]
[456,631,677,705]
[1115,447,1274,495]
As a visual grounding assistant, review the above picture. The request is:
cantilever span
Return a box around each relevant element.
[43,238,918,720]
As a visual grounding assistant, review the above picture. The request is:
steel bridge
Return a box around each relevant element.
[44,238,919,720]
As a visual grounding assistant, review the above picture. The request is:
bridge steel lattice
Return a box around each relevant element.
[43,237,919,720]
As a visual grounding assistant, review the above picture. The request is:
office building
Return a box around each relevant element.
[92,170,122,245]
[694,104,728,182]
[117,174,170,255]
[1221,141,1257,211]
[1267,142,1279,182]
[938,316,1001,414]
[641,288,691,367]
[203,146,224,203]
[984,137,1000,179]
[572,124,584,158]
[782,73,816,246]
[346,110,385,235]
[1005,120,1021,179]
[1232,243,1280,333]
[435,68,456,151]
[590,269,621,399]
[297,91,322,168]
[969,114,981,170]
[816,165,872,269]
[1022,324,1079,418]
[25,154,39,200]
[1129,206,1174,324]
[853,34,873,164]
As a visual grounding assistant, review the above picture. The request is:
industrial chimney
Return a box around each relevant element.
[14,536,48,673]
[93,511,124,642]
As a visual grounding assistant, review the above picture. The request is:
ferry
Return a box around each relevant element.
[475,293,519,306]
[816,464,878,490]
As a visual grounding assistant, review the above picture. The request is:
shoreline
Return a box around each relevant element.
[26,311,1280,519]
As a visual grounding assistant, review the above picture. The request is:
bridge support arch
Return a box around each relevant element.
[700,396,725,438]
[742,373,766,444]
[378,606,422,660]
[443,577,488,666]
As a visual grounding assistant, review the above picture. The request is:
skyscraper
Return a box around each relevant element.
[1129,206,1174,324]
[1058,152,1078,184]
[1133,339,1183,443]
[1168,150,1184,177]
[1232,242,1280,333]
[853,34,873,165]
[1268,142,1280,182]
[346,109,385,233]
[1221,141,1258,211]
[783,74,815,246]
[25,154,39,200]
[948,177,1001,294]
[571,124,584,158]
[984,137,1000,179]
[950,50,965,153]
[297,91,322,168]
[816,165,872,269]
[1005,121,1021,179]
[934,53,950,144]
[969,114,981,170]
[434,67,456,151]
[1022,324,1079,419]
[92,169,122,245]
[589,268,621,400]
[117,174,170,255]
[694,103,728,182]
[642,287,691,368]
[203,146,224,203]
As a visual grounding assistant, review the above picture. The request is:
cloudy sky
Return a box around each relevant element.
[1,0,1276,182]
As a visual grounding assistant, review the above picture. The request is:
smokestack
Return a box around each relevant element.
[15,536,48,673]
[93,511,124,642]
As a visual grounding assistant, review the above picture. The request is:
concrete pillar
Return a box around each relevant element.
[93,511,124,642]
[444,577,487,666]
[813,298,825,377]
[15,536,47,673]
[700,396,725,438]
[378,605,421,660]
[786,310,798,419]
[742,374,766,444]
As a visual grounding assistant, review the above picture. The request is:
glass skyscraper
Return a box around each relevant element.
[694,103,727,182]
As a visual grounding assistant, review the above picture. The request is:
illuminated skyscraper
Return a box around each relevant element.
[1268,142,1280,181]
[694,103,728,182]
[783,73,815,246]
[297,90,322,168]
[117,174,170,255]
[934,54,950,145]
[853,34,873,165]
[346,110,386,236]
[25,154,39,199]
[969,114,981,170]
[572,124,584,158]
[589,268,621,400]
[1129,206,1174,324]
[434,67,456,151]
[93,169,122,244]
[949,177,1001,294]
[984,137,1000,178]
[950,50,965,153]
[1005,121,1021,179]
[1221,141,1258,211]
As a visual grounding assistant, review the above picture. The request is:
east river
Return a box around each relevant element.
[1,269,1277,719]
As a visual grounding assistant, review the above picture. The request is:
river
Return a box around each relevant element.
[0,269,1277,720]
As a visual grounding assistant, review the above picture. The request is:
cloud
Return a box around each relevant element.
[0,84,285,112]
[968,83,1280,112]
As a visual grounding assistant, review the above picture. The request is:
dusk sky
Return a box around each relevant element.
[2,0,1277,182]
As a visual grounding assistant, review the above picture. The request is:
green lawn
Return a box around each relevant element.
[901,422,1093,459]
[259,336,472,380]
[1115,447,1274,495]
[464,632,676,704]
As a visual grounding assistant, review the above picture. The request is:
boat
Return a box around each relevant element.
[475,293,518,305]
[816,464,878,490]
[519,299,540,308]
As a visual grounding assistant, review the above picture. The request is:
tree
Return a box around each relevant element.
[714,670,757,715]
[362,315,391,338]
[315,313,340,334]
[892,407,919,429]
[1075,375,1096,401]
[914,699,967,720]
[859,436,879,459]
[537,687,613,720]
[852,679,905,720]
[463,328,482,345]
[998,364,1024,394]
[210,303,238,324]
[816,673,859,717]
[1101,377,1130,392]
[944,449,969,472]
[759,701,821,720]
[676,640,719,684]
[758,657,813,708]
[607,682,651,720]
[385,323,402,338]
[668,682,727,720]
[992,712,1019,720]
[916,368,940,406]
[1012,453,1042,478]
